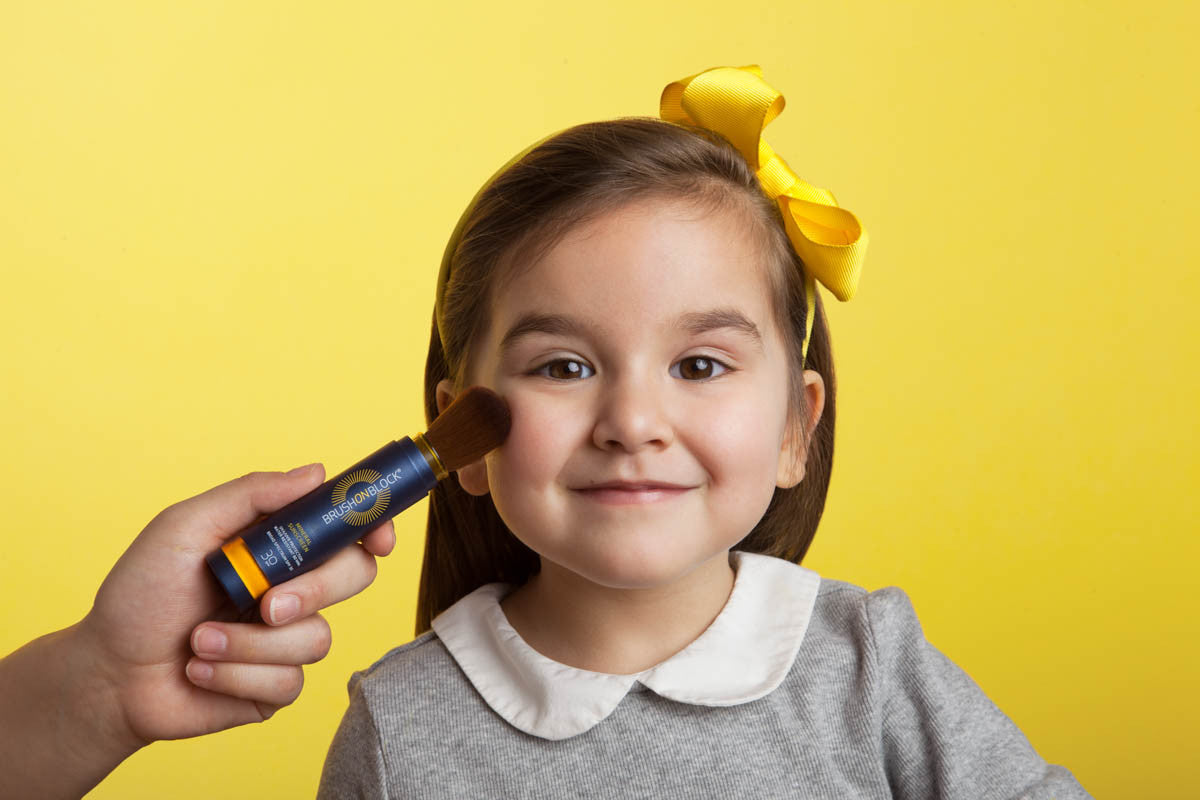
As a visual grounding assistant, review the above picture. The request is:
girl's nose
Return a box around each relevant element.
[591,373,674,453]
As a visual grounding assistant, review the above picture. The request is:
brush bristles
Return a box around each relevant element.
[423,386,512,473]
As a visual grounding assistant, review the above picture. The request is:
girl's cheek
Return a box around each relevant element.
[696,391,788,471]
[703,390,776,438]
[495,393,583,475]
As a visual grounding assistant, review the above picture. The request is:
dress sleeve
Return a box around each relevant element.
[865,586,1093,800]
[317,671,389,800]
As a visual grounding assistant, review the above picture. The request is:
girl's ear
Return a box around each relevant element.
[776,370,826,489]
[435,378,491,496]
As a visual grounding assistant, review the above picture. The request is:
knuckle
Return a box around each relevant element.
[237,629,264,662]
[283,667,305,702]
[301,575,325,609]
[314,617,333,660]
[206,663,238,695]
[152,502,187,527]
[362,551,379,582]
[241,469,281,486]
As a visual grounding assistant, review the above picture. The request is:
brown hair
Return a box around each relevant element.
[415,117,837,636]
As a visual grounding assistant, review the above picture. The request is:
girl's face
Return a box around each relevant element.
[440,196,820,591]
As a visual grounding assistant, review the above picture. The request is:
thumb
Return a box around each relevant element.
[168,463,327,542]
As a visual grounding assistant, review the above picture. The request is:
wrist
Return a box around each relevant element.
[68,614,150,758]
[0,620,145,800]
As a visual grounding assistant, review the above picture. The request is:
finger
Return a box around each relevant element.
[258,542,378,625]
[164,463,327,541]
[359,518,396,557]
[191,614,332,665]
[177,678,281,728]
[185,658,305,711]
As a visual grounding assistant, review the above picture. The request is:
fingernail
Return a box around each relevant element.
[269,593,301,624]
[286,462,318,477]
[194,627,227,656]
[187,660,214,682]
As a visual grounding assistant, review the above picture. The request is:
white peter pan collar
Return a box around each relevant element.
[430,550,822,741]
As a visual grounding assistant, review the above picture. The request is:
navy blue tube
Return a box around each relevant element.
[206,437,438,611]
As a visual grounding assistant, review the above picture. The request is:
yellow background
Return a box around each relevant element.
[1,1,1195,797]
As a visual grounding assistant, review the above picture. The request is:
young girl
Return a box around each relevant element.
[318,65,1092,799]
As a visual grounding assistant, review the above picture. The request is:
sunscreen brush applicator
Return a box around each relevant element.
[206,386,510,614]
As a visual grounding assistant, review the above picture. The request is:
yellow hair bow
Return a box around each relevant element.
[660,64,869,366]
[435,65,867,368]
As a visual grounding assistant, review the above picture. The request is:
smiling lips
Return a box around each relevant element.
[572,480,694,505]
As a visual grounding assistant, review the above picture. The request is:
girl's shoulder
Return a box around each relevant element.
[804,571,994,701]
[814,573,871,598]
[343,628,463,697]
[736,551,919,636]
[806,570,930,652]
[813,570,921,615]
[811,569,904,613]
[359,629,441,669]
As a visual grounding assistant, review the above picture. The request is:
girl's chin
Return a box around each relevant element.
[546,550,719,592]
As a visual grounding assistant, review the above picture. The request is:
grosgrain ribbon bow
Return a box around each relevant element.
[660,64,868,365]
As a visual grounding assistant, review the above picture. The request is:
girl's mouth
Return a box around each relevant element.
[572,486,693,505]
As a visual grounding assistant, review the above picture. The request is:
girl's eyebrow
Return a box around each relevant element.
[679,308,764,352]
[498,308,764,354]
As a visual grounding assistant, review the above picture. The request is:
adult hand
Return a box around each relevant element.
[0,463,395,799]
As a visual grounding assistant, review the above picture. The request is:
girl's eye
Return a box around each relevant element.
[671,356,730,381]
[532,356,730,381]
[533,359,594,380]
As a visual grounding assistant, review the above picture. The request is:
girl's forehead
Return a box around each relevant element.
[478,200,788,364]
[495,197,777,316]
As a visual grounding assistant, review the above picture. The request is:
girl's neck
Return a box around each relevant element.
[498,551,737,675]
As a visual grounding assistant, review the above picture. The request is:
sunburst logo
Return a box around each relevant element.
[331,469,391,525]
